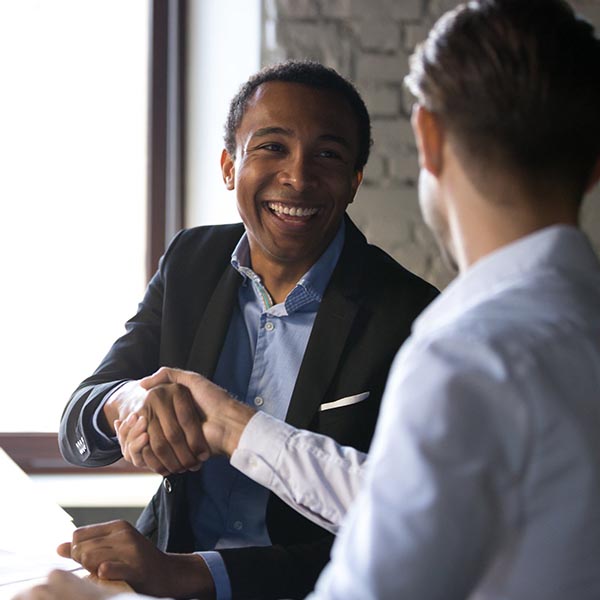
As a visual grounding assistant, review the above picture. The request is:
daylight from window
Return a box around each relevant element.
[0,1,149,431]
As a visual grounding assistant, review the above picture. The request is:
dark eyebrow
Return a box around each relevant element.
[252,127,293,138]
[318,133,351,149]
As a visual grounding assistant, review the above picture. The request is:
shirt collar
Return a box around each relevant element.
[230,220,346,313]
[413,225,600,337]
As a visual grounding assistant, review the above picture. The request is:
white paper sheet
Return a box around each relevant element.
[0,447,79,588]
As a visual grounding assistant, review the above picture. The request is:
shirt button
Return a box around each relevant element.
[163,478,172,493]
[254,396,264,407]
[233,520,243,531]
[265,321,274,331]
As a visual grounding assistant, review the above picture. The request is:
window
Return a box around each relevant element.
[0,0,149,432]
[185,0,261,227]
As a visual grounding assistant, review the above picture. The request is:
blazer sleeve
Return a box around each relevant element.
[58,223,244,468]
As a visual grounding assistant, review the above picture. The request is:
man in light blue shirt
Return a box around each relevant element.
[189,224,345,593]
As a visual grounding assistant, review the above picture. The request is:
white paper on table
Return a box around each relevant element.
[0,447,79,586]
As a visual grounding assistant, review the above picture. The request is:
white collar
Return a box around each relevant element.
[413,225,600,337]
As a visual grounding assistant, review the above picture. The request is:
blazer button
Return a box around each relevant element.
[163,478,173,493]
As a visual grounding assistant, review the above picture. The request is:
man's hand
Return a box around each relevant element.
[141,367,256,457]
[57,520,216,599]
[11,570,117,600]
[105,380,209,476]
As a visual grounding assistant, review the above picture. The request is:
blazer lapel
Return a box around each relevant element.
[285,217,366,429]
[186,265,242,378]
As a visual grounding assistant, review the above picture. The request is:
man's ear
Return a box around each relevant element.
[221,149,235,190]
[348,170,363,204]
[411,104,444,176]
[585,155,600,194]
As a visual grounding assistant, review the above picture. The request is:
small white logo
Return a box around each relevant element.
[75,438,87,455]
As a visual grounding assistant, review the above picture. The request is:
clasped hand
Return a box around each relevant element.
[115,368,252,476]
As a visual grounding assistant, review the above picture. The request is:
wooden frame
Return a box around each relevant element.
[0,433,138,474]
[147,0,187,280]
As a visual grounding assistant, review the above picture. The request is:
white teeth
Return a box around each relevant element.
[268,202,319,217]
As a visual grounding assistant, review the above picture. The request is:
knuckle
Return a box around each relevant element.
[152,438,169,454]
[164,427,184,444]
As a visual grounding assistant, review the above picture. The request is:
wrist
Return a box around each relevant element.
[165,553,216,600]
[217,398,256,457]
[103,381,143,434]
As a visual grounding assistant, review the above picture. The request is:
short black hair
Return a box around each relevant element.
[224,59,372,171]
[405,0,600,197]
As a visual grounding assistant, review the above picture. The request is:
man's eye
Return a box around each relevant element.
[318,149,341,159]
[259,143,284,152]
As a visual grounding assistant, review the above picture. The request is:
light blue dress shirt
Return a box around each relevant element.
[193,222,345,599]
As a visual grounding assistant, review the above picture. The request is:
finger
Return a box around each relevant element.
[96,560,135,582]
[160,391,206,469]
[126,431,151,467]
[140,440,171,476]
[56,542,72,558]
[145,416,186,474]
[115,414,135,461]
[119,415,150,465]
[70,522,135,574]
[71,520,129,545]
[139,366,173,390]
[172,396,210,462]
[72,545,121,576]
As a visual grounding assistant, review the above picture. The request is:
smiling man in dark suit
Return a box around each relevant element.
[58,60,437,600]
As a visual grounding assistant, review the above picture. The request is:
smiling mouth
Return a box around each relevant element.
[267,202,320,218]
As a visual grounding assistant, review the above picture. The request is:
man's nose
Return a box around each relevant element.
[277,154,317,191]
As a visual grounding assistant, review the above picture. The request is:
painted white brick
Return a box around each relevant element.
[274,22,353,73]
[320,0,353,18]
[271,0,319,18]
[356,52,409,83]
[427,0,462,19]
[388,150,419,184]
[403,23,430,51]
[349,0,422,20]
[389,0,423,20]
[352,19,400,51]
[362,85,399,117]
[371,118,414,154]
[362,154,386,184]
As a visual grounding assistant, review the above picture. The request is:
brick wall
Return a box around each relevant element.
[262,0,600,288]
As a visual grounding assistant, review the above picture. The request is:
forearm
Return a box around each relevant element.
[163,553,216,600]
[231,412,367,534]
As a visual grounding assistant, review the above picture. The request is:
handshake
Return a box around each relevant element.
[109,367,257,476]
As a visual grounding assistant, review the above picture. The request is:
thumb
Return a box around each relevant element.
[139,366,175,390]
[56,542,73,559]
